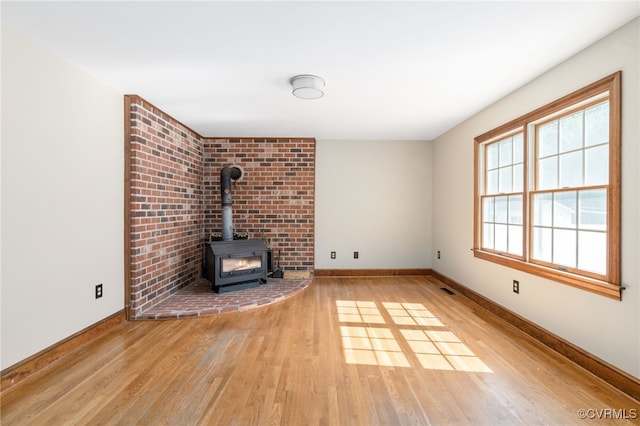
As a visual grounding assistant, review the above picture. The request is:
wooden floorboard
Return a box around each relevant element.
[2,276,638,425]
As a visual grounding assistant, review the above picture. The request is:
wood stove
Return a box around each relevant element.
[205,239,268,293]
[205,165,271,293]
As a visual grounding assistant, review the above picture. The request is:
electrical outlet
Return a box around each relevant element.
[513,280,519,294]
[95,283,103,299]
[354,251,359,259]
[437,250,441,259]
[330,251,336,259]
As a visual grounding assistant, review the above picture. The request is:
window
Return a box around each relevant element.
[481,132,524,257]
[474,72,621,299]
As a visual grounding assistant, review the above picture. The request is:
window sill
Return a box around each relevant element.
[473,249,622,300]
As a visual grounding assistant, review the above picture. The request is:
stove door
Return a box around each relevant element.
[221,255,262,274]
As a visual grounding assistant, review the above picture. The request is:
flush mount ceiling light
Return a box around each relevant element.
[290,74,325,99]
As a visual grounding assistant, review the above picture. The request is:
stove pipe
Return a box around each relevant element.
[220,166,243,241]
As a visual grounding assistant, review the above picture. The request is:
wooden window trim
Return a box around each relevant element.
[473,72,622,300]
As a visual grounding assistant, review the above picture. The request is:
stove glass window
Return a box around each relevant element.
[222,255,262,273]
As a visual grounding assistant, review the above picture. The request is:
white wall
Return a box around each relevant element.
[1,28,124,370]
[431,18,639,378]
[315,139,431,270]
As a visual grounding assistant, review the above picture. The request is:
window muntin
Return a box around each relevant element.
[481,133,524,257]
[485,132,524,195]
[473,72,621,299]
[535,101,610,190]
[529,100,610,279]
[530,188,607,276]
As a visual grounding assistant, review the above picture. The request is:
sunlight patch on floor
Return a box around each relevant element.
[336,300,385,324]
[383,302,445,327]
[337,300,493,373]
[401,329,492,373]
[341,326,410,367]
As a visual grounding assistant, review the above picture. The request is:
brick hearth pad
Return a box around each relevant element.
[137,278,311,320]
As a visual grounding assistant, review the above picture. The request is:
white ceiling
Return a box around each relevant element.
[3,1,638,140]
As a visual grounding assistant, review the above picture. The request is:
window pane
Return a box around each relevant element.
[483,223,494,249]
[487,169,499,194]
[508,195,522,225]
[495,196,508,223]
[533,193,553,226]
[499,167,512,193]
[538,157,557,190]
[513,133,523,163]
[539,122,558,157]
[554,229,577,268]
[578,231,606,275]
[579,189,607,231]
[483,197,495,223]
[532,227,552,262]
[585,102,609,147]
[513,164,523,192]
[499,138,512,167]
[559,151,583,188]
[559,111,583,153]
[495,224,508,252]
[487,143,499,169]
[508,225,523,256]
[585,145,608,186]
[553,191,577,228]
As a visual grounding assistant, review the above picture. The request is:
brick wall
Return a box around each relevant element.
[126,97,316,318]
[127,96,203,318]
[203,138,315,271]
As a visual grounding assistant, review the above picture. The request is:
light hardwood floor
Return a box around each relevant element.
[2,276,638,425]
